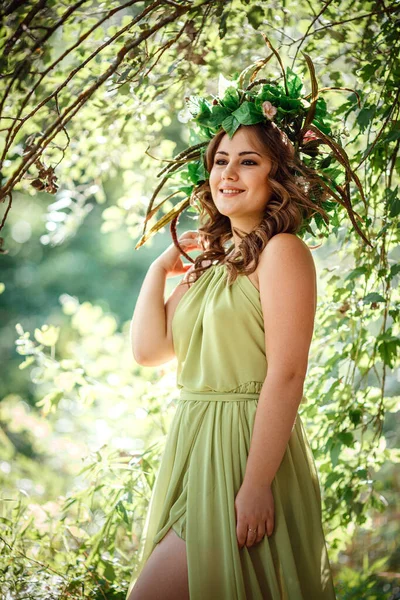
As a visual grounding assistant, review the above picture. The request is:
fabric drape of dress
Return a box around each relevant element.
[126,263,337,600]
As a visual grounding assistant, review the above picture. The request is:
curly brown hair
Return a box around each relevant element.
[183,121,330,288]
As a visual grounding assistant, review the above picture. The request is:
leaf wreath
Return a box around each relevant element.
[136,32,371,261]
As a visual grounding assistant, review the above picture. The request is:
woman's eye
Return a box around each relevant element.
[214,160,256,165]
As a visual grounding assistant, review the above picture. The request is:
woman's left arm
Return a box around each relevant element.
[235,232,317,548]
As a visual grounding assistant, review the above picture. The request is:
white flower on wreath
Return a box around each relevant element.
[262,101,277,120]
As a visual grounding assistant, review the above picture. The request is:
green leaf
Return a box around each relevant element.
[118,82,130,96]
[358,61,381,82]
[177,185,195,196]
[221,114,241,138]
[231,101,264,126]
[220,87,241,112]
[362,292,386,303]
[311,116,333,136]
[278,96,303,113]
[207,103,231,128]
[349,409,362,426]
[325,471,342,487]
[103,561,116,581]
[389,264,400,279]
[286,66,303,98]
[247,5,265,30]
[187,160,207,184]
[192,99,212,125]
[257,84,284,104]
[376,222,391,239]
[115,500,129,525]
[356,105,377,133]
[385,186,400,217]
[337,431,354,447]
[345,266,368,281]
[330,442,342,468]
[319,155,334,169]
[384,127,400,142]
[218,9,229,39]
[377,333,400,367]
[314,97,328,118]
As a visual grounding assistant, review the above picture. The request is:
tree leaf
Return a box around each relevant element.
[247,5,265,30]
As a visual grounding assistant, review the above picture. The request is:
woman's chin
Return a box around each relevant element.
[216,203,242,217]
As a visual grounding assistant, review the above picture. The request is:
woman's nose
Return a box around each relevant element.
[222,163,239,179]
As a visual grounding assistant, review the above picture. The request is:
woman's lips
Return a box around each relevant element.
[219,189,245,196]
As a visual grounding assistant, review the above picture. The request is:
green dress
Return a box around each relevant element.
[126,263,337,600]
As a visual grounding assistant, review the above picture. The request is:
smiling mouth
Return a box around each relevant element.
[219,189,245,195]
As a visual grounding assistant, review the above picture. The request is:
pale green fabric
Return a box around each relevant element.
[126,264,337,599]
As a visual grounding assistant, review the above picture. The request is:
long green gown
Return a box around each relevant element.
[126,263,337,599]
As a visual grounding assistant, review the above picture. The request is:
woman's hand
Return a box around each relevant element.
[234,480,275,549]
[152,230,202,278]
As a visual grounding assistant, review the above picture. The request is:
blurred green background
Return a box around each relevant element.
[0,0,399,598]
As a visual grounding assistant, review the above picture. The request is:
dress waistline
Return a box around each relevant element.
[178,389,260,402]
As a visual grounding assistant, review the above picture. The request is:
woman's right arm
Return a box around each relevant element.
[130,262,172,366]
[130,231,200,366]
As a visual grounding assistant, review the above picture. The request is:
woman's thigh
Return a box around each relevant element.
[127,527,189,600]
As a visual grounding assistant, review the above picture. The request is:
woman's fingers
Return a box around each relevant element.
[236,517,249,549]
[238,521,272,549]
[179,230,199,243]
[256,522,266,544]
[245,527,258,548]
[180,240,198,249]
[266,518,274,537]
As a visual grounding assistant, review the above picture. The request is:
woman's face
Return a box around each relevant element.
[209,127,273,226]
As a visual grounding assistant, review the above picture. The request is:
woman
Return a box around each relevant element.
[126,121,337,599]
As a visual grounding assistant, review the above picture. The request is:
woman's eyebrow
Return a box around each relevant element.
[215,150,262,157]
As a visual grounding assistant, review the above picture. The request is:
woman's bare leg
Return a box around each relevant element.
[127,527,189,600]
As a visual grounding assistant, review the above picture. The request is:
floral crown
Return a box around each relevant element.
[136,33,371,258]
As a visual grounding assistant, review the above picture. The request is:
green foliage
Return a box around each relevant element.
[0,438,164,598]
[0,0,399,597]
[1,296,180,597]
[335,554,396,599]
